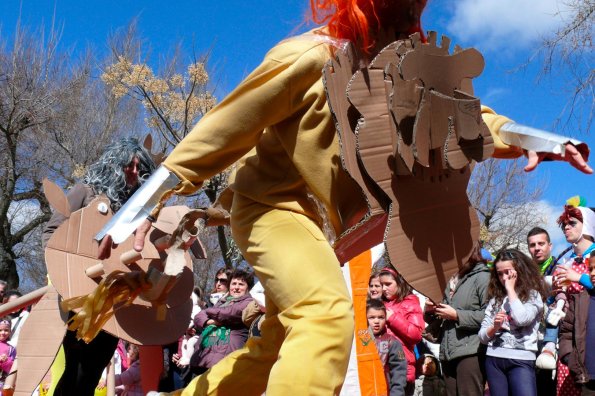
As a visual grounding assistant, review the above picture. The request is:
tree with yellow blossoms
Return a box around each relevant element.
[101,56,216,145]
[101,26,243,286]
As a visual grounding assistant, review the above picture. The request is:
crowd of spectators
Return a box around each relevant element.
[2,134,593,396]
[3,199,595,396]
[4,200,594,396]
[365,203,595,396]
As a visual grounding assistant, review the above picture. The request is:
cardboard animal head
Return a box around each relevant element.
[43,179,205,345]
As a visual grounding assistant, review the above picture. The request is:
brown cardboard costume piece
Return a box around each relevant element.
[13,286,65,396]
[43,180,203,345]
[326,32,493,302]
[12,181,209,395]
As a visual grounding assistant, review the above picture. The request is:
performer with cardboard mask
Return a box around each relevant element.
[97,1,591,395]
[44,138,156,396]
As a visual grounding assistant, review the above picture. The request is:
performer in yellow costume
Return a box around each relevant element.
[97,1,591,395]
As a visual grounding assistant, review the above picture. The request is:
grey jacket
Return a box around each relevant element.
[479,291,543,360]
[425,263,490,362]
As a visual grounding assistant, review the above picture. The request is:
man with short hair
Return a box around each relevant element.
[527,227,557,394]
[527,227,555,276]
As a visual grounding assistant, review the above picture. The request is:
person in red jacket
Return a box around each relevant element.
[379,267,424,393]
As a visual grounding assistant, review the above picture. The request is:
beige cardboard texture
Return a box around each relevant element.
[44,181,199,344]
[325,32,491,301]
[42,179,71,218]
[324,42,391,263]
[14,285,66,396]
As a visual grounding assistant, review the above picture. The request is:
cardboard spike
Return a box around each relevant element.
[410,32,421,48]
[142,134,166,166]
[440,35,451,51]
[427,31,437,46]
[143,134,153,152]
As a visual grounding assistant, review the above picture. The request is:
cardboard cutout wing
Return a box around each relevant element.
[325,32,493,301]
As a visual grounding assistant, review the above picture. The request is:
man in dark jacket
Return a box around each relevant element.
[559,259,595,394]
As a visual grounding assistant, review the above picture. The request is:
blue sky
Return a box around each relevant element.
[1,0,592,252]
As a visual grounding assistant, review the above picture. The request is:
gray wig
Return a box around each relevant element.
[82,137,156,211]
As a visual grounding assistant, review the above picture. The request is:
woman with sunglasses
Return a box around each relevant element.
[479,249,546,396]
[190,269,254,376]
[208,268,232,306]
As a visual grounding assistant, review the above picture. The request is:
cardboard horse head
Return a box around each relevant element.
[43,179,204,345]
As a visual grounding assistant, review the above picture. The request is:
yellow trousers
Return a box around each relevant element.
[170,196,354,395]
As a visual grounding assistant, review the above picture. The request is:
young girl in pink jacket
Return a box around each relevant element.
[379,267,425,393]
[0,318,16,391]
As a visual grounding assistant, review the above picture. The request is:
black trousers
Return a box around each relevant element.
[442,354,486,396]
[583,380,595,396]
[53,329,119,396]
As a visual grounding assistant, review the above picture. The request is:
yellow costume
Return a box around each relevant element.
[159,31,518,396]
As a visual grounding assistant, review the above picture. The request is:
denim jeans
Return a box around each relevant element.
[485,356,537,396]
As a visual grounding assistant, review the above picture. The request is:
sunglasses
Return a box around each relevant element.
[560,220,578,229]
[215,277,228,283]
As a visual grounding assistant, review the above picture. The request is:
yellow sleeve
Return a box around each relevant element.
[163,40,327,195]
[481,105,524,159]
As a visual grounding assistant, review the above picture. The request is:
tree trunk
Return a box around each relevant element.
[0,241,19,289]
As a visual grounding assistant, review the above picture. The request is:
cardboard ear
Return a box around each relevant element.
[42,179,71,218]
[143,133,166,166]
[143,134,153,152]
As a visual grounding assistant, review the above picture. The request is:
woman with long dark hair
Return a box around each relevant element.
[424,243,491,396]
[479,249,546,396]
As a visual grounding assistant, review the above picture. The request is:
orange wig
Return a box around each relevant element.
[310,0,426,53]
